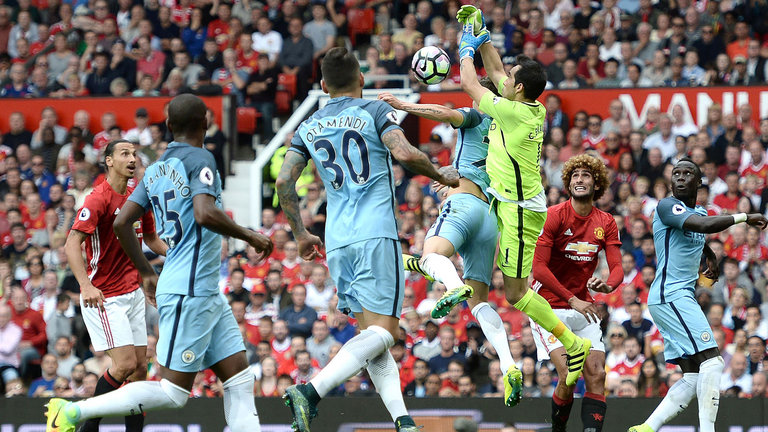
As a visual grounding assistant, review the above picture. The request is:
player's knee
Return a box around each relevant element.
[161,378,190,408]
[505,291,523,305]
[586,368,606,393]
[112,356,139,381]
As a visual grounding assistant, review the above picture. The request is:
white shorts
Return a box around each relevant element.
[81,288,148,352]
[530,308,605,361]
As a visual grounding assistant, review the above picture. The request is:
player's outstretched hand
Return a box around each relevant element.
[378,92,404,110]
[436,165,461,188]
[747,214,768,230]
[141,273,158,308]
[568,297,600,323]
[586,277,613,293]
[81,282,106,311]
[456,5,485,32]
[247,231,274,261]
[297,232,324,261]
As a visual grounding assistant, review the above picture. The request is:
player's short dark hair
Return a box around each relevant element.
[561,154,610,200]
[167,93,207,137]
[103,139,133,164]
[478,76,501,97]
[321,47,360,92]
[514,55,547,100]
[675,157,702,179]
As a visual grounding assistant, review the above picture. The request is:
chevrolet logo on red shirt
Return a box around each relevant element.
[564,242,599,255]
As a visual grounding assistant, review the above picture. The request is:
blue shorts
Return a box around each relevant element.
[156,292,244,373]
[328,237,404,318]
[649,292,717,364]
[426,193,498,285]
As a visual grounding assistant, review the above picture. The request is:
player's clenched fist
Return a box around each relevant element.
[746,213,768,230]
[436,165,461,188]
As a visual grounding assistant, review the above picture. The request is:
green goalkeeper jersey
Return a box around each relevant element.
[478,79,546,204]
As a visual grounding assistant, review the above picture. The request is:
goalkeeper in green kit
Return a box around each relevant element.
[453,6,592,388]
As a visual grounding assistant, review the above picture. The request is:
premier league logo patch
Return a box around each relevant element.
[181,350,196,364]
[79,208,91,221]
[701,332,711,342]
[672,204,686,215]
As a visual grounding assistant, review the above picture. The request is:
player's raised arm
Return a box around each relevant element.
[457,8,493,105]
[276,149,324,261]
[378,92,464,127]
[381,128,460,187]
[478,40,507,89]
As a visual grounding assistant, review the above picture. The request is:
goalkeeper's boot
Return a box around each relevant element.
[284,384,319,432]
[431,284,474,319]
[503,364,523,407]
[403,254,434,282]
[564,337,591,386]
[628,424,654,432]
[45,398,78,432]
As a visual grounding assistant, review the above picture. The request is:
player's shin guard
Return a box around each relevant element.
[78,371,123,432]
[310,325,394,397]
[697,357,724,432]
[367,350,408,422]
[472,302,514,373]
[550,393,573,432]
[581,392,606,432]
[645,373,698,430]
[222,368,260,432]
[421,253,464,290]
[514,289,578,351]
[75,379,189,421]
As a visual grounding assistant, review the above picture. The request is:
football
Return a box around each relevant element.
[411,46,451,85]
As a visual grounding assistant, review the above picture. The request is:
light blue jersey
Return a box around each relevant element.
[129,141,222,297]
[453,108,492,198]
[290,97,401,252]
[648,197,708,305]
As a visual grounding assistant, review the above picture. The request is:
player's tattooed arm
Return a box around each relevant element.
[378,93,464,127]
[382,129,460,187]
[276,150,309,237]
[276,151,323,260]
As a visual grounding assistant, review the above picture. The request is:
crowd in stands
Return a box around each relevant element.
[3,0,768,404]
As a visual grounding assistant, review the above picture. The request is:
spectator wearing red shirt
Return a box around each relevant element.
[207,2,231,50]
[425,133,451,167]
[21,192,45,232]
[713,171,742,214]
[577,43,605,87]
[740,140,768,192]
[237,33,259,73]
[92,112,117,154]
[231,300,260,347]
[242,244,271,284]
[136,35,166,91]
[582,115,607,152]
[731,225,768,267]
[602,132,628,170]
[9,286,46,377]
[727,21,751,60]
[607,336,644,390]
[281,241,303,283]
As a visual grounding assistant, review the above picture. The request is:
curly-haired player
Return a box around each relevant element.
[531,154,623,432]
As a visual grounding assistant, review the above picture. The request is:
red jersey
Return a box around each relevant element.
[533,200,621,309]
[740,161,768,191]
[712,193,740,212]
[609,355,644,378]
[71,181,156,298]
